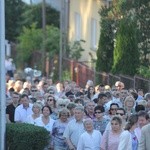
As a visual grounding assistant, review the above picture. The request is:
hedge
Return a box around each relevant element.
[6,123,50,150]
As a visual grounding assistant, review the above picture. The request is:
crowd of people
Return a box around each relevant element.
[5,74,150,150]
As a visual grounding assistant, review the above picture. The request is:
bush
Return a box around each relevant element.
[6,123,50,150]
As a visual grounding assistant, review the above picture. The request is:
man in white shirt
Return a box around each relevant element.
[63,106,85,150]
[77,118,102,150]
[15,94,33,123]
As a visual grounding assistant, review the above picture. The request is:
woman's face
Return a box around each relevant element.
[94,110,103,119]
[47,97,54,106]
[84,121,93,132]
[33,106,40,114]
[111,120,121,132]
[89,87,94,93]
[126,100,134,108]
[42,107,50,117]
[60,113,68,122]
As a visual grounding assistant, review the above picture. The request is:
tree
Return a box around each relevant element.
[22,3,60,29]
[96,7,114,72]
[68,40,85,61]
[134,0,150,67]
[5,0,27,42]
[16,24,60,69]
[112,17,140,75]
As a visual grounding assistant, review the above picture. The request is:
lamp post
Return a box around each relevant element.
[59,0,63,81]
[0,0,6,149]
[42,0,46,76]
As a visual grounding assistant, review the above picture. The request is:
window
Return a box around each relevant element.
[91,18,97,50]
[75,12,81,41]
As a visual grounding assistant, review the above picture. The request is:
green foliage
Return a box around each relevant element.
[5,0,27,42]
[69,40,85,61]
[22,3,60,28]
[6,123,49,150]
[16,24,59,68]
[134,0,150,67]
[5,1,59,43]
[45,26,60,57]
[62,70,71,81]
[138,66,150,78]
[96,7,114,72]
[17,23,42,63]
[112,17,140,75]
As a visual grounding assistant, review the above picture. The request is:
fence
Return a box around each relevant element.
[63,58,150,93]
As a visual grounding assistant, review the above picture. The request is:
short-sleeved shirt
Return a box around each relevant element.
[6,103,19,122]
[63,119,85,147]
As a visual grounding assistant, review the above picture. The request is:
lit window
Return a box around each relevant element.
[75,12,81,41]
[91,18,97,50]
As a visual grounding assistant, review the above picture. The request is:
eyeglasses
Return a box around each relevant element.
[116,113,124,116]
[47,99,53,101]
[31,90,37,92]
[95,111,102,114]
[13,97,19,99]
[59,104,65,107]
[110,108,117,111]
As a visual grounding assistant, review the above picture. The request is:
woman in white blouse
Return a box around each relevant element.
[34,105,55,132]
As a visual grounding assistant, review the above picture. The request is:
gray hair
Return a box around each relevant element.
[83,118,93,126]
[32,102,42,111]
[74,105,84,112]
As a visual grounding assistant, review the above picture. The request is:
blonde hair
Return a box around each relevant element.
[124,96,135,107]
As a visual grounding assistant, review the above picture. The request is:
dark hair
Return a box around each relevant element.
[74,98,84,106]
[111,115,122,125]
[12,92,19,96]
[94,105,105,113]
[41,106,52,114]
[110,103,119,109]
[109,103,119,114]
[87,86,95,99]
[98,93,107,99]
[130,92,138,100]
[117,108,126,115]
[9,88,15,92]
[135,105,145,113]
[47,95,56,107]
[124,114,138,130]
[138,111,149,120]
[21,94,29,99]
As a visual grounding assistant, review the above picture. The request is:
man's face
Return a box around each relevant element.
[138,116,148,128]
[12,94,19,103]
[22,96,29,107]
[87,102,95,113]
[30,88,38,97]
[74,109,84,121]
[98,96,107,105]
[116,110,126,120]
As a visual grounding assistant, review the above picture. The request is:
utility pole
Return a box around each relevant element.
[59,0,63,81]
[0,0,6,149]
[59,0,69,81]
[42,0,46,76]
